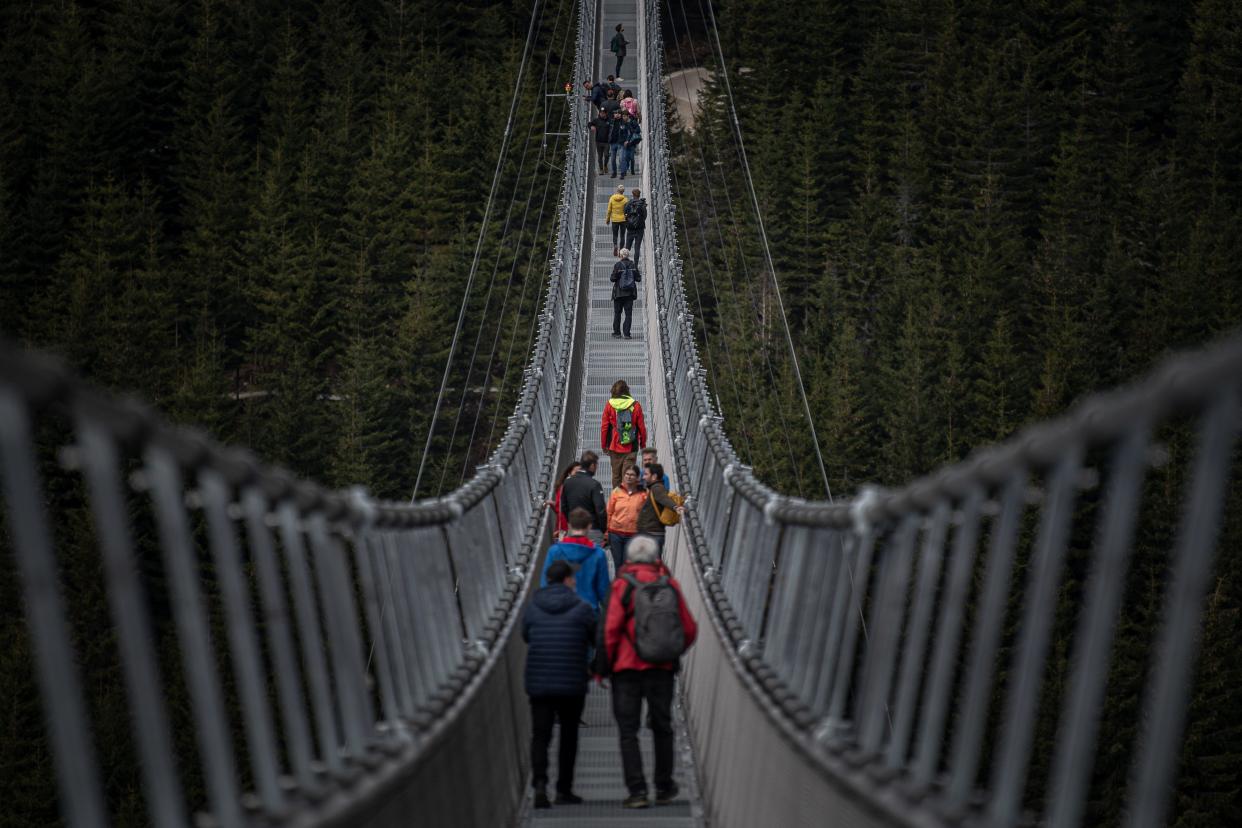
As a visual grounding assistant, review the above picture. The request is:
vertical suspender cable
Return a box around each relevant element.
[699,0,832,500]
[413,0,545,501]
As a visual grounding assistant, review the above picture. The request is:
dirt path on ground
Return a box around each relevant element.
[665,67,710,132]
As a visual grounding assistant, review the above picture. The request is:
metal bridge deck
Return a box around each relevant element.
[525,1,701,823]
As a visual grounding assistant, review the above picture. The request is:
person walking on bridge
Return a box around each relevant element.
[547,460,581,538]
[602,537,697,808]
[542,508,610,614]
[606,184,628,256]
[620,89,639,120]
[560,451,607,546]
[637,462,682,555]
[639,448,669,491]
[606,464,645,571]
[610,23,628,77]
[583,79,607,110]
[617,111,641,180]
[607,110,625,179]
[524,560,596,808]
[623,188,646,262]
[601,379,646,490]
[590,107,612,174]
[610,248,641,339]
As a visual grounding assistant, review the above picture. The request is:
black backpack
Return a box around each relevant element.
[624,199,646,230]
[615,260,637,296]
[621,573,686,663]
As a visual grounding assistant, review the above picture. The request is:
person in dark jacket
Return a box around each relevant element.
[610,248,641,339]
[584,79,608,110]
[608,110,625,177]
[590,108,612,174]
[603,537,698,808]
[559,451,607,545]
[619,113,641,179]
[523,560,596,808]
[623,188,646,261]
[541,508,610,613]
[637,463,681,554]
[610,23,628,77]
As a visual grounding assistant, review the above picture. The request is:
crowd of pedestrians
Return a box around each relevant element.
[520,19,697,813]
[528,360,691,811]
[528,464,694,810]
[529,368,690,808]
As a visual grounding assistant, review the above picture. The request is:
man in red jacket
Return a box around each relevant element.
[602,536,697,809]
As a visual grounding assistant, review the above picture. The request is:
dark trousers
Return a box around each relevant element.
[615,55,625,76]
[608,532,634,572]
[530,694,586,793]
[612,670,675,795]
[611,221,625,250]
[613,296,634,336]
[624,227,644,262]
[595,142,609,171]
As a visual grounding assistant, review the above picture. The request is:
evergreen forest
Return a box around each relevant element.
[0,0,1240,824]
[664,0,1241,824]
[0,0,577,502]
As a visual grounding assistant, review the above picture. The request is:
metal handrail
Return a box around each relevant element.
[640,0,1242,825]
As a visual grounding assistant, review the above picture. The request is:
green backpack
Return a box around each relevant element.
[617,406,635,446]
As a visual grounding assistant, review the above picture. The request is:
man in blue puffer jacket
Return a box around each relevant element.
[523,560,596,808]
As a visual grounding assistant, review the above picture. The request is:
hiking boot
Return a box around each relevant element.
[655,784,679,805]
[534,789,551,809]
[555,792,584,805]
[622,793,650,809]
[623,333,632,339]
[610,172,617,178]
[611,332,622,338]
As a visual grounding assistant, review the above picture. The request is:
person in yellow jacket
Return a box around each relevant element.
[605,184,628,257]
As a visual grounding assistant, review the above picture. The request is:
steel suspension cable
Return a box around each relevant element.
[436,0,556,493]
[663,9,749,456]
[484,7,579,456]
[463,0,577,480]
[412,0,546,500]
[675,0,805,495]
[667,0,781,475]
[697,0,832,500]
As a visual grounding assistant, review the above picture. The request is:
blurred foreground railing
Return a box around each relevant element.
[640,0,1242,826]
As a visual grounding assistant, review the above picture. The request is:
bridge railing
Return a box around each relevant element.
[640,1,1242,825]
[0,3,595,826]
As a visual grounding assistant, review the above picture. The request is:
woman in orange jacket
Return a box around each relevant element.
[606,464,646,571]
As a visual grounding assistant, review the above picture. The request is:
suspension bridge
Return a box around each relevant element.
[2,0,1240,826]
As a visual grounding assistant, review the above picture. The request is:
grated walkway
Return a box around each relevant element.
[523,0,700,824]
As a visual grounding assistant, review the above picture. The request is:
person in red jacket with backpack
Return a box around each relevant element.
[602,536,697,809]
[601,379,647,490]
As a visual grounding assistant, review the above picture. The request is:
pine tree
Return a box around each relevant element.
[814,317,871,494]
